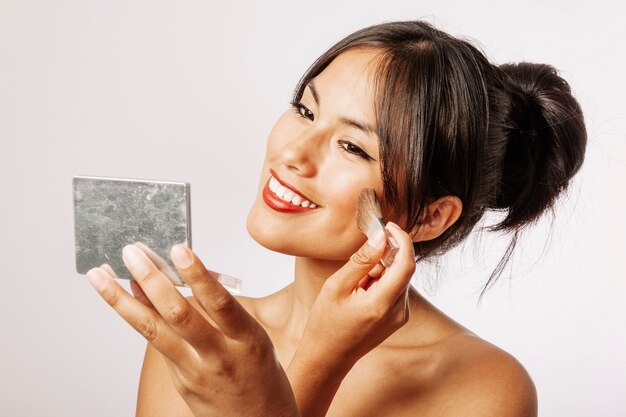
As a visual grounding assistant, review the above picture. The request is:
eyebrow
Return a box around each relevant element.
[307,81,377,136]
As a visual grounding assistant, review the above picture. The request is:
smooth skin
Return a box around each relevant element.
[88,46,537,416]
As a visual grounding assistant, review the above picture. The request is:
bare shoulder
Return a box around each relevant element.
[136,341,194,417]
[334,318,536,417]
[429,333,538,417]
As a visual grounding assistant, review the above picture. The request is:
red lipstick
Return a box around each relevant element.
[262,170,319,213]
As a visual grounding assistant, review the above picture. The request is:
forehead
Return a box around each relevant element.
[308,47,382,114]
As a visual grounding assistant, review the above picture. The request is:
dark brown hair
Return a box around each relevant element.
[291,20,587,293]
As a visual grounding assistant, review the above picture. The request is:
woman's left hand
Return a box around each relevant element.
[86,243,299,417]
[296,221,416,365]
[285,222,416,417]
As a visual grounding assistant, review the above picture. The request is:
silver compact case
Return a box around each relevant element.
[73,175,192,286]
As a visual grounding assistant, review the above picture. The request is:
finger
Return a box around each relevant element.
[357,275,370,289]
[99,263,117,278]
[332,228,387,293]
[86,266,194,366]
[170,244,256,339]
[368,263,385,280]
[99,263,155,309]
[102,261,157,310]
[356,262,385,289]
[133,242,183,286]
[389,287,411,327]
[122,244,223,350]
[370,222,416,305]
[130,279,156,309]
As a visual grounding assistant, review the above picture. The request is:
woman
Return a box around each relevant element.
[86,20,586,416]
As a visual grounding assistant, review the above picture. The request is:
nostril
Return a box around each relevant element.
[278,137,323,177]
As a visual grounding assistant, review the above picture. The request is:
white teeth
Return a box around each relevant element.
[269,177,279,192]
[269,175,318,208]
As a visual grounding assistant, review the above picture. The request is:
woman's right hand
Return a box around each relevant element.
[88,244,300,417]
[287,222,416,416]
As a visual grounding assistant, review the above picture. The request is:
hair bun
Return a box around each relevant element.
[491,62,587,230]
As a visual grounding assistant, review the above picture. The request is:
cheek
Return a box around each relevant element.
[322,163,384,210]
[327,175,367,211]
[319,173,377,240]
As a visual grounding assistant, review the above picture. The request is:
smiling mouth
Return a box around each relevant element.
[262,170,319,213]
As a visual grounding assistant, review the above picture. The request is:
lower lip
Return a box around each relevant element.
[262,178,316,213]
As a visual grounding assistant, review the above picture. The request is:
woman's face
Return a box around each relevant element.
[246,47,386,261]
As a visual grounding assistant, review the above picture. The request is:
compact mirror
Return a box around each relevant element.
[73,175,191,285]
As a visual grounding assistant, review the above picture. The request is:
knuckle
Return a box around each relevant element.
[350,247,374,266]
[101,287,120,307]
[180,362,227,392]
[137,269,158,285]
[246,334,272,358]
[136,316,158,342]
[189,368,210,387]
[365,305,387,321]
[214,359,236,378]
[211,294,235,315]
[167,302,192,327]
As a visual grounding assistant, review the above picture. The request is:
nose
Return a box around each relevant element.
[280,128,326,177]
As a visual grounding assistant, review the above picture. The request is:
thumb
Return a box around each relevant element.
[331,228,387,293]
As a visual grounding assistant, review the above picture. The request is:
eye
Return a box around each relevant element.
[338,139,374,161]
[290,101,314,121]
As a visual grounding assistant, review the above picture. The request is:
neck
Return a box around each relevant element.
[272,256,345,342]
[293,256,345,308]
[267,258,457,353]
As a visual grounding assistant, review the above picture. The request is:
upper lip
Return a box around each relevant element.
[269,169,320,206]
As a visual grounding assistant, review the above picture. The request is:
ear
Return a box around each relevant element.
[409,195,463,243]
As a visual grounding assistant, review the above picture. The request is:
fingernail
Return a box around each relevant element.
[122,244,144,266]
[367,228,386,248]
[86,268,109,291]
[171,244,193,268]
[100,263,115,277]
[386,221,400,229]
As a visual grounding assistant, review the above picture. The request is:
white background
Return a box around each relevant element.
[1,1,625,416]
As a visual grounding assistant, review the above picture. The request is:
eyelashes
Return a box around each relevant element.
[289,101,374,161]
[336,140,372,161]
[290,100,314,121]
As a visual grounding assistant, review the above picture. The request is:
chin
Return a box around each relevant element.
[246,200,292,254]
